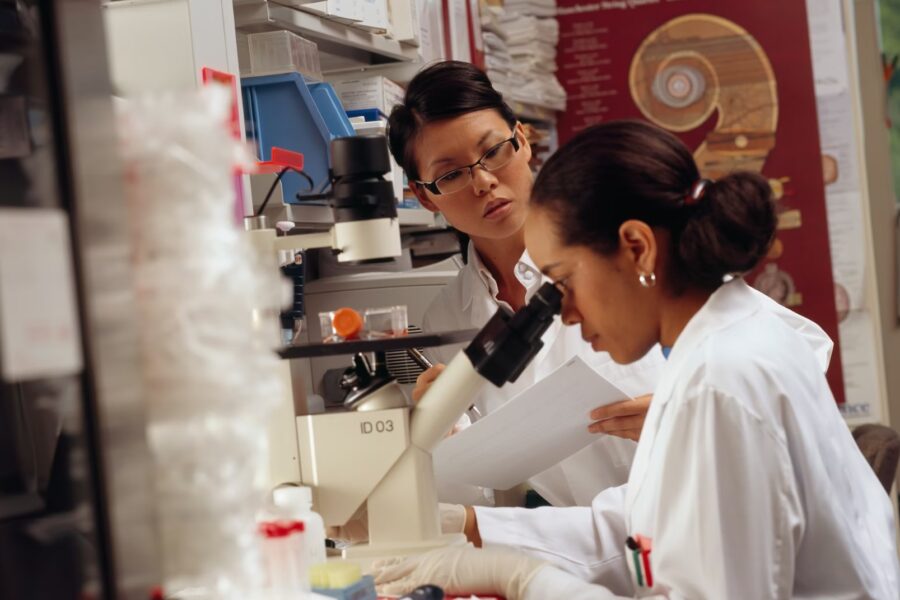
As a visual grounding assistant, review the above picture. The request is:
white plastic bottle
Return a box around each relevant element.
[272,486,327,568]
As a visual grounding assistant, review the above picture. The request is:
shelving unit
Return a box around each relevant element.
[323,66,559,124]
[234,0,418,71]
[233,0,556,231]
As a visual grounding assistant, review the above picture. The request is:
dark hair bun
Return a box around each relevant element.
[677,171,776,288]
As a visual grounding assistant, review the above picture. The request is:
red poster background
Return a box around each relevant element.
[555,0,845,401]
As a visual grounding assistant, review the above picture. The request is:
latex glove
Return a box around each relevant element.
[589,394,652,441]
[371,545,545,599]
[412,364,446,403]
[439,503,466,534]
[328,503,467,544]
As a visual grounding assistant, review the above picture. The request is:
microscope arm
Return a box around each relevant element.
[410,281,564,453]
[410,353,484,452]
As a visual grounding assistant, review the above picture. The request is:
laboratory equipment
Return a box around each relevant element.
[339,351,410,412]
[364,305,409,338]
[247,30,322,80]
[291,282,563,558]
[319,305,408,342]
[272,486,327,568]
[300,266,457,407]
[320,307,366,342]
[246,134,403,487]
[310,563,377,600]
[245,135,402,264]
[258,519,308,596]
[399,585,445,600]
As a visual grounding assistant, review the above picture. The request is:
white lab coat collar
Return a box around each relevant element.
[753,285,834,370]
[459,242,544,311]
[658,278,832,406]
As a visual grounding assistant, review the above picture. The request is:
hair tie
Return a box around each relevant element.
[684,179,712,207]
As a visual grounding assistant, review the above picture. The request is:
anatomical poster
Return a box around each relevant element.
[555,0,845,402]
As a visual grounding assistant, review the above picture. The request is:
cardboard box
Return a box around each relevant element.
[333,75,405,114]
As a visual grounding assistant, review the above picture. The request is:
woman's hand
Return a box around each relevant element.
[371,545,546,599]
[588,394,652,442]
[412,364,446,403]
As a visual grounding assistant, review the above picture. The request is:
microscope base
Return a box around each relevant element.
[340,533,468,560]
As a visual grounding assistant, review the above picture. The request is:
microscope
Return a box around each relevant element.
[290,282,562,558]
[245,135,404,486]
[245,135,402,265]
[248,134,563,558]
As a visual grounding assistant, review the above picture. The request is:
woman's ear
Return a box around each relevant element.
[618,220,657,277]
[410,182,440,213]
[515,121,533,164]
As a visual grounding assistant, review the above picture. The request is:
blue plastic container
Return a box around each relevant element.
[345,108,387,122]
[308,81,355,137]
[242,73,354,204]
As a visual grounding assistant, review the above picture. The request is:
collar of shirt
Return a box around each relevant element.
[459,243,544,311]
[653,278,763,407]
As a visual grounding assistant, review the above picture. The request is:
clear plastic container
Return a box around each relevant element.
[258,519,308,598]
[247,30,323,80]
[272,486,326,569]
[363,305,408,339]
[319,307,363,342]
[318,305,408,342]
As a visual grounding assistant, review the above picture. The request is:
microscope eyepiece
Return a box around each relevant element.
[329,136,397,224]
[330,136,391,180]
[463,282,564,387]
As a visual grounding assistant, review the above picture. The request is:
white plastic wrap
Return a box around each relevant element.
[118,86,284,599]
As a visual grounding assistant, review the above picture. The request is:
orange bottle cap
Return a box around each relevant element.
[332,307,363,339]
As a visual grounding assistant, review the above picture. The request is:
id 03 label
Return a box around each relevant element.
[360,419,395,434]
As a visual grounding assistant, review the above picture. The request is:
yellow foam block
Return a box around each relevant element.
[309,562,362,589]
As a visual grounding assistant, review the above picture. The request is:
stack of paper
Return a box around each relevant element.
[480,1,566,111]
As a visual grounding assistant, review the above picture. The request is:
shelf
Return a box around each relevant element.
[279,329,479,358]
[270,204,434,228]
[234,0,418,70]
[323,60,428,82]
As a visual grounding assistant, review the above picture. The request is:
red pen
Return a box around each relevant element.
[636,535,654,588]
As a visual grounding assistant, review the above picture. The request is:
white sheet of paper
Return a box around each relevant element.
[432,356,630,490]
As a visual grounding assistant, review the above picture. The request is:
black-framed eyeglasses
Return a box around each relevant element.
[414,132,521,196]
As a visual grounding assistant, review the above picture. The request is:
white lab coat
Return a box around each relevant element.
[423,243,665,507]
[483,278,900,599]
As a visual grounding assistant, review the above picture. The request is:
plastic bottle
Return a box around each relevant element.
[258,518,308,598]
[272,486,327,569]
